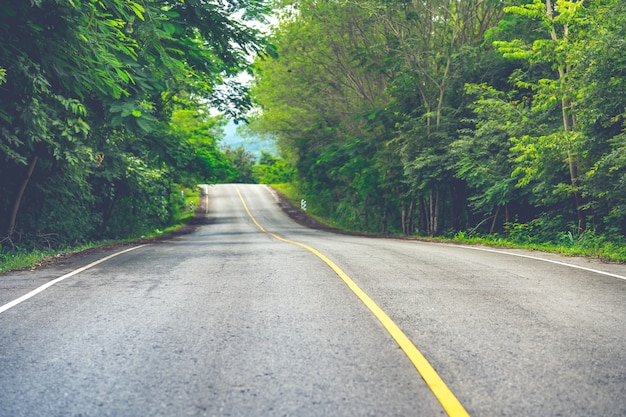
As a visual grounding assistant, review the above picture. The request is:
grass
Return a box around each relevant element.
[451,231,626,263]
[0,248,54,273]
[270,183,301,205]
[0,241,110,274]
[270,183,343,229]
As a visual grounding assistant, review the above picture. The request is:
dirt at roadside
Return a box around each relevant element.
[268,186,385,238]
[267,187,332,231]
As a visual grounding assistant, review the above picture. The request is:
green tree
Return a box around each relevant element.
[222,146,256,183]
[252,151,295,184]
[494,0,588,230]
[168,109,233,184]
[453,84,529,233]
[251,0,626,244]
[251,0,403,232]
[0,0,139,240]
[0,0,268,246]
[378,0,504,235]
[251,0,508,235]
[574,0,626,236]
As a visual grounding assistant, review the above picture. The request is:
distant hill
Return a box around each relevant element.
[221,120,276,160]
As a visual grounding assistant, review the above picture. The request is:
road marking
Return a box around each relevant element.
[234,186,470,417]
[0,245,146,315]
[455,245,626,282]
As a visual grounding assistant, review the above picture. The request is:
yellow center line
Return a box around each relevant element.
[234,186,470,417]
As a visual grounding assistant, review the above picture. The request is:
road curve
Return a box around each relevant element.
[0,184,625,417]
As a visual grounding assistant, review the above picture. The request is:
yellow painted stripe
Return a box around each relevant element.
[234,186,470,417]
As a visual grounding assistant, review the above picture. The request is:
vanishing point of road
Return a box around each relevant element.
[1,184,625,416]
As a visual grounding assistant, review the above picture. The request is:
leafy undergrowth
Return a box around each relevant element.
[270,183,348,231]
[0,191,201,274]
[272,184,626,264]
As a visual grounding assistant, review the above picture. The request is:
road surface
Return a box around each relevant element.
[1,184,625,416]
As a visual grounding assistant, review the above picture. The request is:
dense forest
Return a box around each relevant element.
[250,0,626,245]
[0,0,273,248]
[2,0,626,257]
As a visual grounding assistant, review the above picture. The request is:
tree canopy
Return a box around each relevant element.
[4,0,626,251]
[0,0,270,246]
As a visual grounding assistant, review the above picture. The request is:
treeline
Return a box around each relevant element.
[250,0,626,242]
[0,0,271,248]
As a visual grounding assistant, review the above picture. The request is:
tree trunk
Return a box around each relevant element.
[382,196,389,234]
[505,204,511,238]
[566,148,586,232]
[428,185,440,236]
[429,189,434,236]
[451,179,466,231]
[433,185,440,236]
[408,200,415,234]
[490,205,501,234]
[99,194,118,237]
[418,195,427,235]
[6,153,39,238]
[363,195,369,229]
[547,0,585,232]
[401,200,407,235]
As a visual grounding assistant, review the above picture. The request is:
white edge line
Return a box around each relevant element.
[453,244,626,282]
[0,245,146,315]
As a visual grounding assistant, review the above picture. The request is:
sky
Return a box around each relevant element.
[216,10,279,160]
[221,119,277,159]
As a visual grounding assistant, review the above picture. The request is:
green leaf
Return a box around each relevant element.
[135,117,154,132]
[129,1,145,21]
[162,22,176,36]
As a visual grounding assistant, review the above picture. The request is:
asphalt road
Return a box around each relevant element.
[1,184,625,417]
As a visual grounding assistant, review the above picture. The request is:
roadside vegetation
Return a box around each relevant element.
[271,184,626,263]
[249,0,626,262]
[3,1,626,271]
[0,185,201,274]
[0,0,273,271]
[451,229,626,263]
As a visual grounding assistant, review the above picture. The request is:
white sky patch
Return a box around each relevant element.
[210,10,277,116]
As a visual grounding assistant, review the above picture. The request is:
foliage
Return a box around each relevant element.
[252,151,296,184]
[167,109,234,185]
[0,0,269,249]
[4,0,626,257]
[248,0,626,249]
[222,145,256,183]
